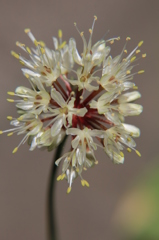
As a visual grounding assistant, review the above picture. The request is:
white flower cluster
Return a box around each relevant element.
[1,16,145,193]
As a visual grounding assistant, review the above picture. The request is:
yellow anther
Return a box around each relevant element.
[89,29,92,34]
[7,132,13,136]
[26,47,31,54]
[110,40,114,44]
[136,150,141,157]
[126,70,131,75]
[127,148,132,152]
[58,29,62,38]
[39,41,45,47]
[12,147,18,154]
[138,70,145,74]
[84,180,90,187]
[34,40,38,47]
[11,51,19,59]
[67,187,71,194]
[40,48,45,54]
[59,41,66,49]
[0,131,3,134]
[7,116,13,120]
[130,56,136,62]
[138,40,144,47]
[133,86,138,90]
[142,53,146,58]
[80,32,84,37]
[124,49,127,54]
[17,116,23,121]
[57,175,62,181]
[95,160,98,165]
[117,37,120,40]
[94,15,97,20]
[19,61,25,65]
[24,28,30,33]
[76,168,79,172]
[24,73,29,79]
[120,152,124,157]
[81,180,85,187]
[16,41,25,47]
[7,99,14,102]
[122,58,127,62]
[74,22,77,26]
[61,173,66,180]
[127,137,131,142]
[126,37,131,41]
[83,167,87,171]
[136,49,140,54]
[7,91,15,96]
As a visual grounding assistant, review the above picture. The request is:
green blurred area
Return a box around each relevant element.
[113,161,159,240]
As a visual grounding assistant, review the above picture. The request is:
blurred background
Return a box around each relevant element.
[0,0,159,239]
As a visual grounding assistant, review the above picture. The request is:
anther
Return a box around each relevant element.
[136,49,140,54]
[142,53,146,58]
[11,51,19,59]
[7,116,13,120]
[135,150,141,157]
[126,37,131,41]
[57,175,62,181]
[7,92,14,96]
[58,29,62,38]
[12,147,18,154]
[130,56,136,62]
[138,70,144,74]
[67,187,71,194]
[26,47,31,54]
[127,148,132,152]
[24,28,30,33]
[94,15,97,20]
[7,132,13,136]
[138,41,144,47]
[7,99,14,102]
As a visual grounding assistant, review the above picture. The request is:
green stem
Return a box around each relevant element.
[47,136,67,240]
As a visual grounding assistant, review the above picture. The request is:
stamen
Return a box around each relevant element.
[67,187,71,194]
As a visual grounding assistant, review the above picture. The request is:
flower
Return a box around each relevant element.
[0,16,145,193]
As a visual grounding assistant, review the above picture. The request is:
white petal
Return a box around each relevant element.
[118,103,143,116]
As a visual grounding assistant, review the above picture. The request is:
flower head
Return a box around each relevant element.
[1,16,145,192]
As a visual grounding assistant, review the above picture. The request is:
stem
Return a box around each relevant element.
[47,135,67,240]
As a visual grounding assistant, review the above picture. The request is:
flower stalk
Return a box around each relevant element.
[47,136,67,240]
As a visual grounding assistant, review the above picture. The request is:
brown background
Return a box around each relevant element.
[0,0,159,240]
